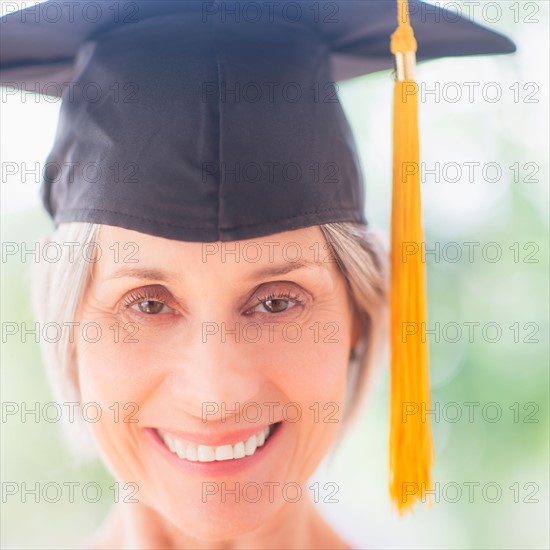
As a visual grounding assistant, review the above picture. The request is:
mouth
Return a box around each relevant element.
[154,422,283,464]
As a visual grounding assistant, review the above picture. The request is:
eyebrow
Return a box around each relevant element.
[105,258,326,282]
[105,268,177,282]
[245,258,326,279]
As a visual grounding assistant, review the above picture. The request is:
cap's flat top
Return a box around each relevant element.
[1,0,516,91]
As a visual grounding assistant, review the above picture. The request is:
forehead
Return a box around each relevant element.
[93,224,338,280]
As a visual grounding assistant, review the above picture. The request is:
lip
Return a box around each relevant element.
[146,422,284,477]
[155,423,273,447]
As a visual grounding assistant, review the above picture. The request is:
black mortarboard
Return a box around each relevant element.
[1,0,514,241]
[1,0,515,513]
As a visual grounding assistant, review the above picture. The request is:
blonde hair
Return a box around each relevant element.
[32,222,387,457]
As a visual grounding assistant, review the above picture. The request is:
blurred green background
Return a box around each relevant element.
[1,1,548,548]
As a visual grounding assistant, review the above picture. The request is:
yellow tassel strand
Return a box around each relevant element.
[389,0,434,514]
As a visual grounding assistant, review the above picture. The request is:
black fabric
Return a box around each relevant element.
[0,0,515,242]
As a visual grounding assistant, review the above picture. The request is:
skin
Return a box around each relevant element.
[76,224,360,549]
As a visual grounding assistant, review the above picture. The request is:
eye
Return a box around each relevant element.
[250,289,304,315]
[133,300,170,315]
[121,287,177,316]
[263,298,289,313]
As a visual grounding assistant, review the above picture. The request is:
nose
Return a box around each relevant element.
[166,322,262,422]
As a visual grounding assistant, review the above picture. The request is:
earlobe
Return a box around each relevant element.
[350,311,364,350]
[348,315,363,362]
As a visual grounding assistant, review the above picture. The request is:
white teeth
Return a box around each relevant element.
[244,434,257,456]
[186,446,198,462]
[197,445,215,462]
[175,439,186,459]
[158,424,276,463]
[233,441,246,459]
[167,438,177,453]
[215,444,234,461]
[163,434,176,453]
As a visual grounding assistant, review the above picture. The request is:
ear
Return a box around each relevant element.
[350,310,365,351]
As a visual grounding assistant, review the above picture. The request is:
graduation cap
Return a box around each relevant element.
[1,0,515,513]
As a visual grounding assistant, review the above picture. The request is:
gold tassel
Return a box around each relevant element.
[389,0,434,514]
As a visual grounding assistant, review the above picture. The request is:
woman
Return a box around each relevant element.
[2,0,514,547]
[34,221,385,549]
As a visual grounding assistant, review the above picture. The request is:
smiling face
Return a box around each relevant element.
[75,224,359,542]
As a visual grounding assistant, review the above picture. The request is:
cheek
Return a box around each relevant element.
[272,310,353,399]
[76,313,175,402]
[77,332,148,405]
[276,333,349,405]
[262,318,352,478]
[75,330,156,481]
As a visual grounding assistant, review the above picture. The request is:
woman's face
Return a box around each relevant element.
[76,224,359,541]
